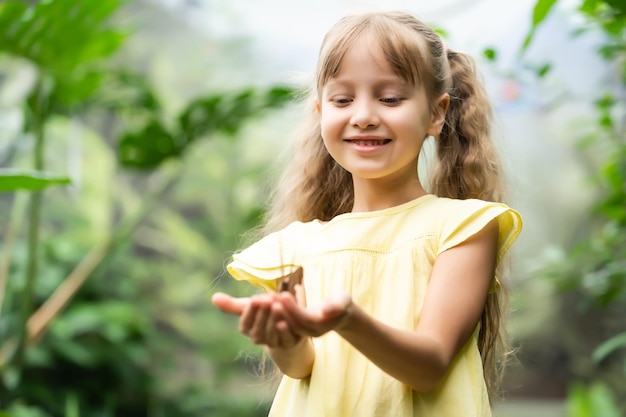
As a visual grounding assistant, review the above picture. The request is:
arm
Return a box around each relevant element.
[279,219,499,392]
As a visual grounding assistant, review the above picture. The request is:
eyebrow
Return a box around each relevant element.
[324,77,410,90]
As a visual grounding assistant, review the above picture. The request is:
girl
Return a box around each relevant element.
[212,10,523,417]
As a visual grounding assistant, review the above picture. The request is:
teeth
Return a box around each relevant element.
[352,140,387,146]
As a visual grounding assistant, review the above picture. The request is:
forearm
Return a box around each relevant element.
[336,304,450,392]
[268,337,315,379]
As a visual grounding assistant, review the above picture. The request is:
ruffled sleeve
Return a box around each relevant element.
[437,199,523,265]
[226,222,304,292]
[435,199,522,293]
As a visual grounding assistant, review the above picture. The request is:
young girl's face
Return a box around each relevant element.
[317,35,447,185]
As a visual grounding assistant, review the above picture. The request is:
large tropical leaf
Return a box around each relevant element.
[0,0,127,108]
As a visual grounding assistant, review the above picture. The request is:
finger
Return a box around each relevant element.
[271,301,300,348]
[276,319,300,348]
[280,291,352,336]
[294,284,307,307]
[320,292,353,330]
[248,296,273,344]
[212,292,250,315]
[239,299,260,335]
[239,293,272,334]
[264,300,282,347]
[277,293,320,334]
[321,291,352,320]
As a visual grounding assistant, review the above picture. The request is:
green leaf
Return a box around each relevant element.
[119,86,295,170]
[118,119,181,169]
[432,27,449,38]
[0,0,126,69]
[51,301,148,343]
[483,48,498,61]
[4,403,51,417]
[566,382,590,417]
[107,70,162,111]
[521,32,534,52]
[604,0,626,15]
[532,0,560,26]
[579,0,599,15]
[592,331,626,363]
[0,169,71,191]
[537,63,552,77]
[0,0,128,112]
[587,383,621,417]
[597,43,624,59]
[177,95,221,140]
[595,94,616,109]
[265,85,295,109]
[566,382,620,417]
[521,0,560,52]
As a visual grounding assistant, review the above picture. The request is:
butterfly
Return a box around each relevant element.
[277,265,303,296]
[276,235,304,297]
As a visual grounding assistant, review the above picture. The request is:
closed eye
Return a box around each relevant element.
[380,97,403,105]
[333,98,352,106]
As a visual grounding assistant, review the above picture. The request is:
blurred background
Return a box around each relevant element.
[0,0,624,416]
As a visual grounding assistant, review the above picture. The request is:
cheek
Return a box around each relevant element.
[394,111,430,138]
[319,110,342,138]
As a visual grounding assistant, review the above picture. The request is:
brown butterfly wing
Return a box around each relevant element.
[278,266,303,295]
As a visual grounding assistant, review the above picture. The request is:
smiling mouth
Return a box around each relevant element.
[345,139,391,146]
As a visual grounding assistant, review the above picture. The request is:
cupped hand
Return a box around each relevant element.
[212,291,302,349]
[277,289,353,338]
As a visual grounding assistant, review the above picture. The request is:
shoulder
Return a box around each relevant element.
[279,220,321,240]
[422,196,519,226]
[423,195,504,214]
[430,196,523,259]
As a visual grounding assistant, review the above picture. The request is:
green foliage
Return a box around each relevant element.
[0,0,293,416]
[532,3,626,290]
[0,0,132,381]
[483,48,498,61]
[592,331,626,363]
[0,170,70,192]
[522,0,560,51]
[525,0,626,411]
[119,86,293,169]
[566,383,621,417]
[0,0,127,111]
[536,63,552,78]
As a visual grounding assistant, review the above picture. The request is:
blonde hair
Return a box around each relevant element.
[261,10,510,397]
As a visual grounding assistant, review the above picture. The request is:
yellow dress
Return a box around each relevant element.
[227,194,523,417]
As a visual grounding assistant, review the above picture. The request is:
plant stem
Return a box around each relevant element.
[0,193,28,317]
[15,80,46,368]
[27,166,183,345]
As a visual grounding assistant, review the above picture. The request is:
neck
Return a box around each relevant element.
[351,176,427,213]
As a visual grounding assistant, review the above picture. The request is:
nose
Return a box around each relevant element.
[350,99,380,129]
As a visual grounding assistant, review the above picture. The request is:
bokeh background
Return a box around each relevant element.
[0,0,624,416]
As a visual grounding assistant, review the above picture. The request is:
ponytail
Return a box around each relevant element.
[432,50,511,397]
[431,51,503,203]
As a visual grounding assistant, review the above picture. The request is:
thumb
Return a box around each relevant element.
[321,291,354,331]
[211,292,250,315]
[321,291,352,319]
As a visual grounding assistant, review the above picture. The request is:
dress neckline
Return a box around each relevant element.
[316,194,437,226]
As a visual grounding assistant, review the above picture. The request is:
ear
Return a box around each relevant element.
[314,100,321,114]
[427,93,450,137]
